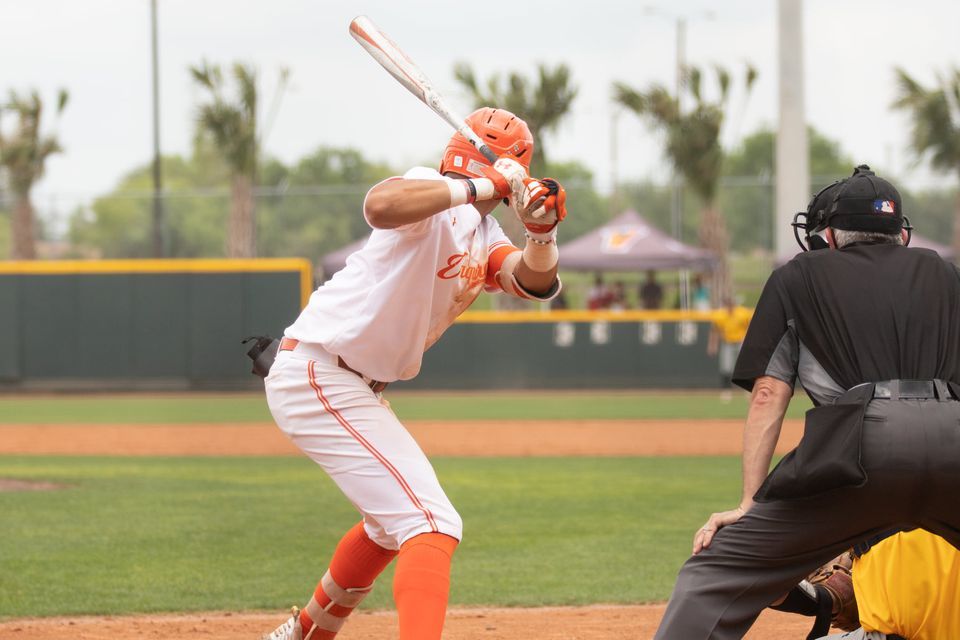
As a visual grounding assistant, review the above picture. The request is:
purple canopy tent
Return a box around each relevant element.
[320,210,718,279]
[906,233,955,261]
[558,210,717,272]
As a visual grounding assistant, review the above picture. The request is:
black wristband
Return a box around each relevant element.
[464,179,478,204]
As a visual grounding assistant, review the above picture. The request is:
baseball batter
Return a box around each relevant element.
[260,107,566,640]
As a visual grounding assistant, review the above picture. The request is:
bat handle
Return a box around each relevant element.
[458,124,499,164]
[477,144,498,164]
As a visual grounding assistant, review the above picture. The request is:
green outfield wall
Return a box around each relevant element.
[0,265,729,390]
[0,259,311,390]
[398,310,723,390]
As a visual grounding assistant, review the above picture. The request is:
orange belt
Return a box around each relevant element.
[279,338,388,393]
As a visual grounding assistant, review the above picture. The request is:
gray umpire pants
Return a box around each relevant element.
[653,398,960,640]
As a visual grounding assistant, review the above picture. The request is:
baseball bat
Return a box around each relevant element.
[349,15,498,164]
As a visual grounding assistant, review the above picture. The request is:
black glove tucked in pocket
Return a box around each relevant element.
[243,335,280,378]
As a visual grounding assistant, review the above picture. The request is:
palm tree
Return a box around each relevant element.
[892,67,960,258]
[190,61,288,258]
[0,89,68,260]
[453,63,577,177]
[614,65,757,305]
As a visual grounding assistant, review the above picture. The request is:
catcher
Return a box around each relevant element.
[773,528,960,640]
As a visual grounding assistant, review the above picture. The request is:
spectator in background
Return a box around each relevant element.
[639,270,664,309]
[550,289,569,310]
[709,297,753,398]
[610,281,630,311]
[587,273,613,310]
[691,274,711,311]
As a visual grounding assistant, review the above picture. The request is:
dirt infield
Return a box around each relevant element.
[0,418,804,457]
[0,605,814,639]
[0,418,815,638]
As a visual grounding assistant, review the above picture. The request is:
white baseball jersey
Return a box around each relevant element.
[285,166,519,382]
[267,166,545,549]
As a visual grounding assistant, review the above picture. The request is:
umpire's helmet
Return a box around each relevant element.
[791,165,913,251]
[825,165,905,234]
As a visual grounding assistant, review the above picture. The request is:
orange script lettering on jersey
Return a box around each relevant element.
[437,252,487,286]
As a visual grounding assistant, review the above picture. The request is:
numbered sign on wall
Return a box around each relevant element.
[553,322,575,348]
[640,321,662,345]
[676,321,698,346]
[590,320,611,345]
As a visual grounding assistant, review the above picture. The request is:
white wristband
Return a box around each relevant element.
[471,178,496,201]
[447,180,471,207]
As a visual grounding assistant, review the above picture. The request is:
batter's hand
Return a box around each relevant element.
[464,157,527,202]
[476,163,513,200]
[693,505,746,555]
[491,157,528,196]
[515,177,568,235]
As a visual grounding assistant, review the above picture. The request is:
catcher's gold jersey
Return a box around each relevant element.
[854,529,960,640]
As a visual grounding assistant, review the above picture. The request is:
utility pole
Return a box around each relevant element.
[609,107,620,215]
[643,6,714,308]
[671,17,686,241]
[150,0,165,257]
[673,17,689,309]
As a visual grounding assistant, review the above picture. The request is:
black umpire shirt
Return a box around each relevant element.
[732,244,960,405]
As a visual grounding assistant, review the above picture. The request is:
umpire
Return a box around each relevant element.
[654,165,960,639]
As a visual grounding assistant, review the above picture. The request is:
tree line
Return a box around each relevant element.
[1,62,958,301]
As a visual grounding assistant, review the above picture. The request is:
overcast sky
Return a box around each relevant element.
[3,0,958,222]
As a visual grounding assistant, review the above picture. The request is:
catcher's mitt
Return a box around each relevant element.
[808,551,859,632]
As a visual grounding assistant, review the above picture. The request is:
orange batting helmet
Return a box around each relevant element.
[439,107,534,178]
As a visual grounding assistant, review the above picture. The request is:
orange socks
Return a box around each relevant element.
[393,532,460,640]
[296,526,459,640]
[328,522,398,600]
[298,522,398,639]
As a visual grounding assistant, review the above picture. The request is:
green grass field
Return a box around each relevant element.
[0,390,793,619]
[0,390,812,423]
[0,455,740,618]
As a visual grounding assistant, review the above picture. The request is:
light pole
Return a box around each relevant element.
[150,0,165,258]
[642,6,714,308]
[642,6,715,239]
[610,106,620,215]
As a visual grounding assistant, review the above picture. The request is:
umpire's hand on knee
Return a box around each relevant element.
[693,505,747,555]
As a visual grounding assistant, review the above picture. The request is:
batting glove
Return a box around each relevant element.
[516,178,567,236]
[463,156,527,202]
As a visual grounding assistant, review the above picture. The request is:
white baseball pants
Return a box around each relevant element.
[264,343,462,550]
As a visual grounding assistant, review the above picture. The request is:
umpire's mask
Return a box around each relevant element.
[791,179,847,252]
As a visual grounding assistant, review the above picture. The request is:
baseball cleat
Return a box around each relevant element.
[261,606,303,640]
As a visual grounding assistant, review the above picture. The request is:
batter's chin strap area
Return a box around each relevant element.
[243,335,280,378]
